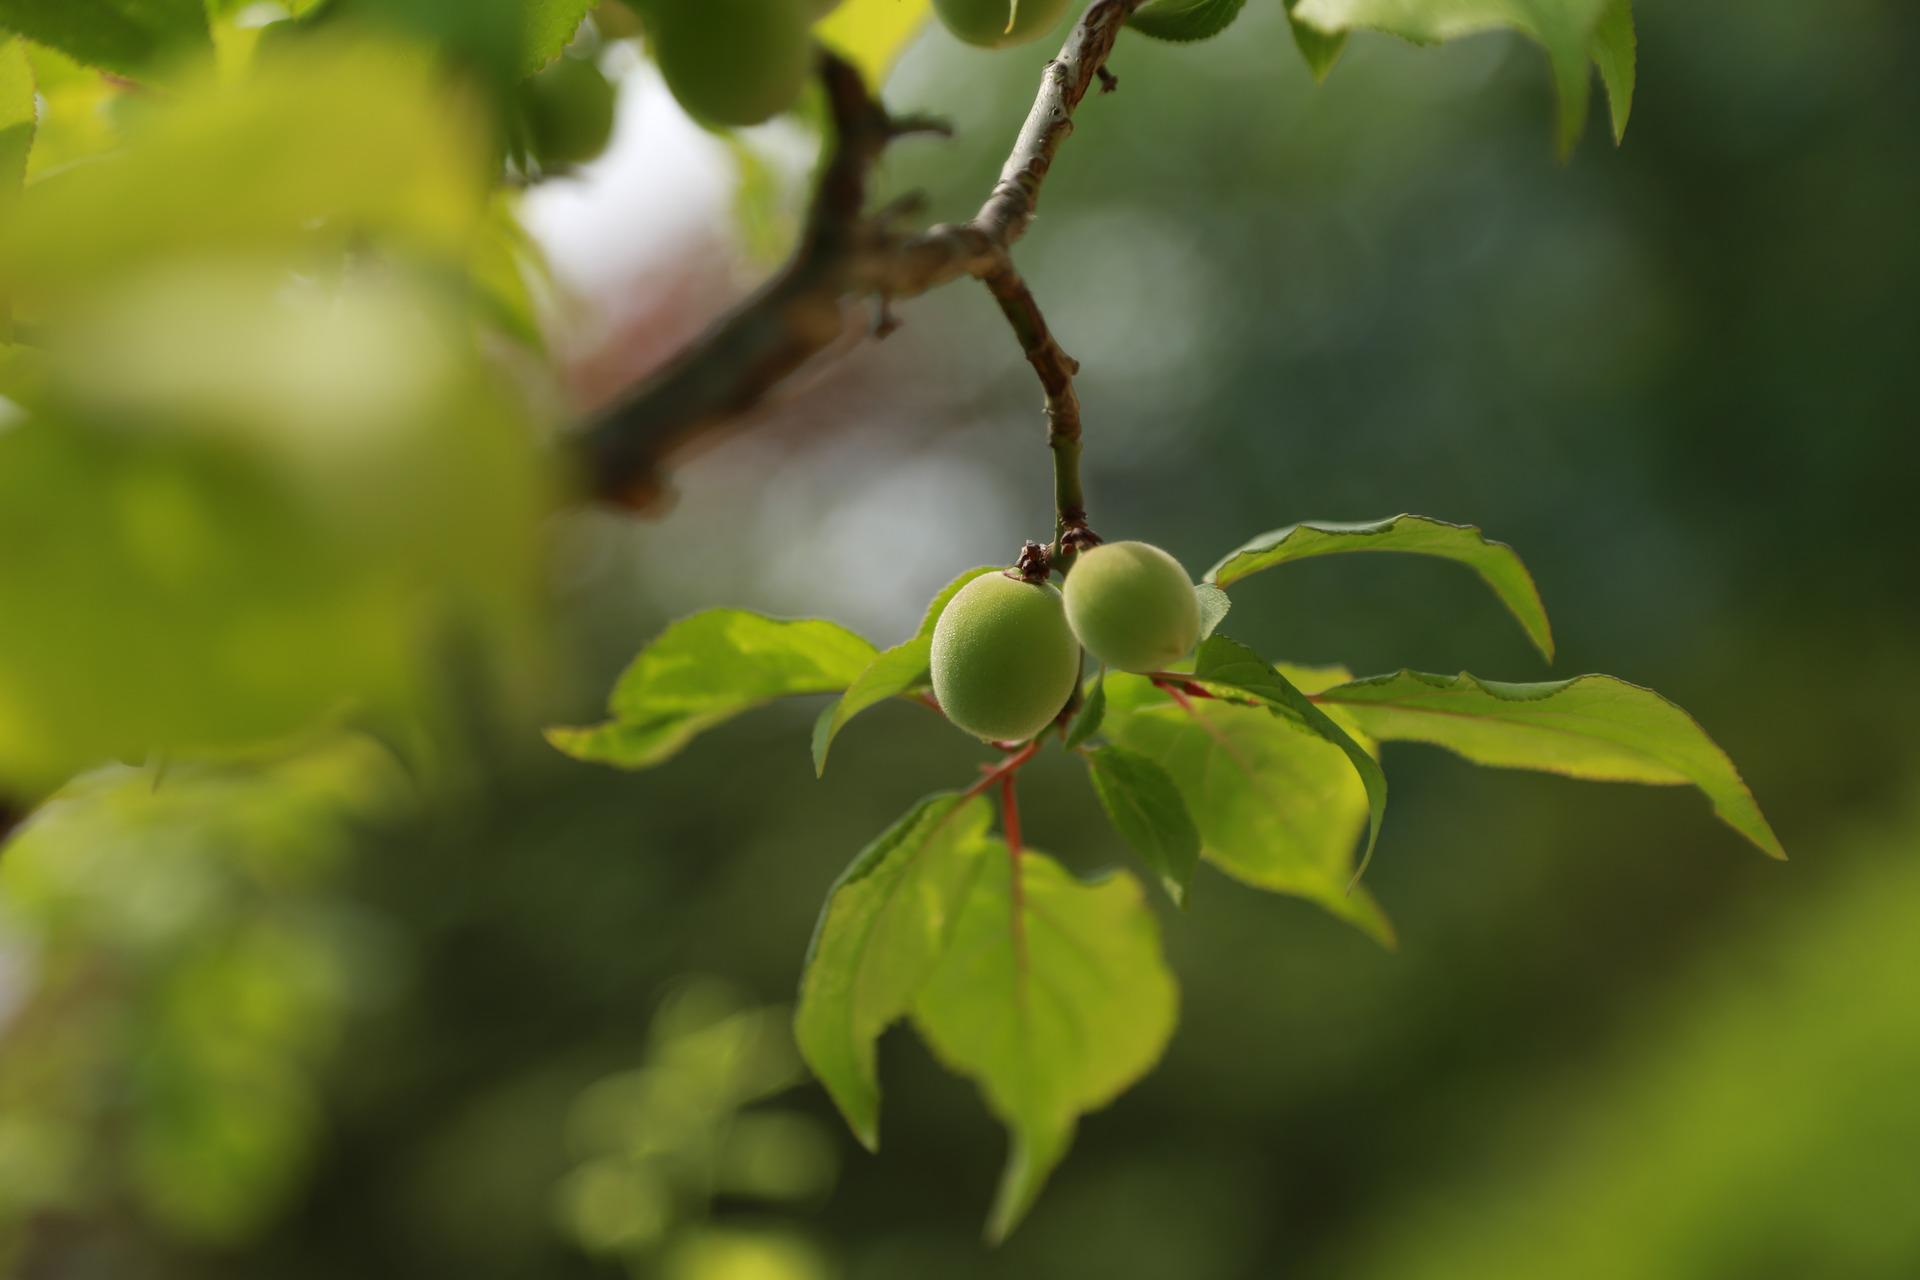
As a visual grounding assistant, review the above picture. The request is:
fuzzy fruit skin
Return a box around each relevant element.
[932,0,1073,48]
[651,0,812,128]
[1063,541,1201,674]
[931,573,1082,742]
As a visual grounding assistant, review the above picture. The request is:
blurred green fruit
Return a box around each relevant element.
[932,0,1072,48]
[1063,541,1201,673]
[520,55,618,167]
[650,0,813,127]
[931,573,1082,743]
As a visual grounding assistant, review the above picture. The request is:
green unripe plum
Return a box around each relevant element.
[930,572,1082,743]
[1062,541,1201,673]
[932,0,1073,48]
[519,55,618,167]
[651,0,812,128]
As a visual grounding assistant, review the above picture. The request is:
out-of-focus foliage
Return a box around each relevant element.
[0,737,407,1251]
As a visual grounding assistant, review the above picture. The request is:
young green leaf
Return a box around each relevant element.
[0,37,33,196]
[550,611,877,770]
[912,849,1178,1242]
[519,0,596,75]
[1285,0,1347,81]
[0,0,210,82]
[1192,636,1387,885]
[1194,581,1231,642]
[1102,671,1394,946]
[813,566,1000,774]
[1062,671,1107,751]
[1128,0,1246,43]
[1316,670,1784,859]
[1287,0,1620,156]
[794,792,995,1151]
[1590,0,1635,143]
[1083,745,1201,905]
[1206,514,1554,663]
[815,0,933,86]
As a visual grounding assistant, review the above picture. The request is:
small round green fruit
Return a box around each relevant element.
[930,572,1082,742]
[932,0,1072,48]
[651,0,812,128]
[1062,541,1201,673]
[519,55,618,167]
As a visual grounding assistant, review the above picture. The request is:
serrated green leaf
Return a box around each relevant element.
[912,850,1177,1242]
[1284,0,1346,79]
[815,0,931,87]
[813,566,999,775]
[1129,0,1246,43]
[552,610,877,770]
[0,37,33,196]
[1590,0,1634,142]
[1316,669,1784,859]
[1289,0,1614,155]
[0,0,210,81]
[1102,671,1394,945]
[794,792,995,1151]
[1084,745,1200,906]
[1192,636,1387,885]
[520,0,595,75]
[1195,581,1231,641]
[1207,513,1554,662]
[1062,671,1106,751]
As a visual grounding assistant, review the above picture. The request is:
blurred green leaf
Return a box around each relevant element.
[20,42,121,179]
[1589,0,1633,142]
[1083,745,1200,906]
[1207,513,1554,662]
[520,0,596,74]
[1288,0,1622,155]
[555,611,877,770]
[1062,671,1106,751]
[911,850,1177,1242]
[1129,0,1246,43]
[1193,635,1387,884]
[0,0,210,81]
[812,566,997,775]
[815,0,930,87]
[0,36,33,195]
[1318,669,1784,858]
[1284,0,1346,80]
[1103,669,1395,945]
[0,42,490,295]
[794,792,994,1150]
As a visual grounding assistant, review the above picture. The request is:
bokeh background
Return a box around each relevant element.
[3,1,1918,1277]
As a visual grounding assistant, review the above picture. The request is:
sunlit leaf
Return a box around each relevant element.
[555,611,877,770]
[1102,670,1395,945]
[912,849,1177,1242]
[1194,582,1231,641]
[794,792,994,1150]
[0,36,33,196]
[1317,669,1783,859]
[0,0,210,82]
[1208,514,1554,662]
[1289,0,1622,155]
[813,566,997,775]
[1285,0,1347,81]
[1083,745,1200,905]
[1193,636,1387,884]
[0,43,490,296]
[1129,0,1246,43]
[1589,0,1634,142]
[520,0,595,74]
[815,0,931,88]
